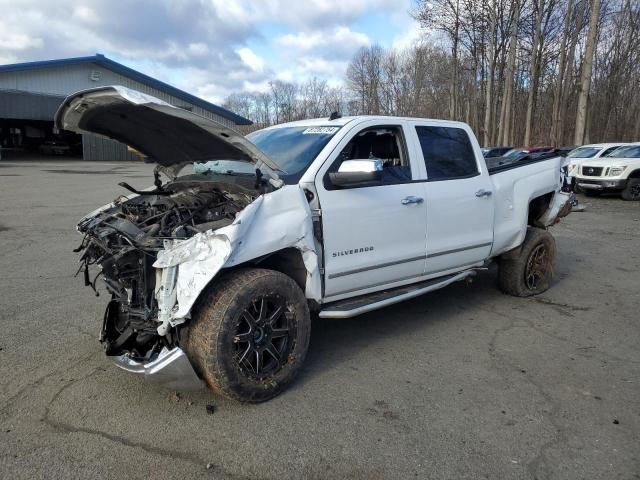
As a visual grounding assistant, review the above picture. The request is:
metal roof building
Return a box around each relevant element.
[0,54,251,161]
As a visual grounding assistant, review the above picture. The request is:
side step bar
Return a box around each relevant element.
[319,270,474,319]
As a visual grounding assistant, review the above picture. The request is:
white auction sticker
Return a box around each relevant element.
[302,127,339,134]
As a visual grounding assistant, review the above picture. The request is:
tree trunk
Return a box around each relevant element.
[500,0,520,146]
[524,0,545,146]
[584,100,592,144]
[483,0,497,146]
[551,0,575,145]
[574,0,602,145]
[557,0,589,144]
[449,0,461,120]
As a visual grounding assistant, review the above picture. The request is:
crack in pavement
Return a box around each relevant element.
[484,307,569,479]
[532,298,591,312]
[482,298,639,478]
[39,369,258,480]
[481,301,640,366]
[0,351,101,419]
[519,312,640,366]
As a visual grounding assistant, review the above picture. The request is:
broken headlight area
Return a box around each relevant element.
[75,182,253,359]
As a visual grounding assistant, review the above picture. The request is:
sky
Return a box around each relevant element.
[0,0,424,104]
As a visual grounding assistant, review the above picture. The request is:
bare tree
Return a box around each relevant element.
[345,46,384,114]
[499,0,520,146]
[413,0,464,119]
[524,0,546,145]
[483,0,497,145]
[574,0,602,145]
[223,0,639,145]
[550,0,575,144]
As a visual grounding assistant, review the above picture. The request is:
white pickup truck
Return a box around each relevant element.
[57,86,573,402]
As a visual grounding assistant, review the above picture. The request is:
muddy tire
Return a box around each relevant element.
[183,268,311,402]
[498,228,556,297]
[621,178,640,201]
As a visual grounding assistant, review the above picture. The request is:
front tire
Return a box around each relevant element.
[621,178,640,201]
[183,268,311,402]
[498,228,556,297]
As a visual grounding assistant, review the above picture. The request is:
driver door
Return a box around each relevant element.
[316,121,428,299]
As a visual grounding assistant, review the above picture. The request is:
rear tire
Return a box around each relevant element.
[621,178,640,201]
[498,228,556,297]
[183,268,311,402]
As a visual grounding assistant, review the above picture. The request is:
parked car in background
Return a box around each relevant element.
[481,146,513,158]
[555,146,577,157]
[575,144,640,200]
[502,146,555,158]
[566,143,629,177]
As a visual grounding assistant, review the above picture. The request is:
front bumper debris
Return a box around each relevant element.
[577,179,626,191]
[112,347,203,391]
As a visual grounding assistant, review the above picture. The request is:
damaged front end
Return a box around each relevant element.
[75,181,253,370]
[60,86,320,388]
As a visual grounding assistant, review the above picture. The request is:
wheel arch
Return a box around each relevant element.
[231,247,308,293]
[495,190,556,260]
[528,191,554,227]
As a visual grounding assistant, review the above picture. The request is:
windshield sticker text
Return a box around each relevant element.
[302,127,339,135]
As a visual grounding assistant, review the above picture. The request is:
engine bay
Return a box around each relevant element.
[75,178,254,359]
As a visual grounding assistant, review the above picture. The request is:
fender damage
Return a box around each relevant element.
[153,185,320,330]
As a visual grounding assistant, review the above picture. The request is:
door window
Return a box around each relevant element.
[415,126,478,181]
[324,126,412,188]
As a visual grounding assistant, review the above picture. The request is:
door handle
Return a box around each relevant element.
[401,196,424,205]
[475,189,492,198]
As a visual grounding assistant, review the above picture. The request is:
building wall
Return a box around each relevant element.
[81,133,139,162]
[0,90,64,121]
[0,63,235,161]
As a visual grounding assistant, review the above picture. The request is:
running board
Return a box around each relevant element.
[319,270,474,319]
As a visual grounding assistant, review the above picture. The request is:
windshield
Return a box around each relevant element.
[568,147,601,158]
[608,145,640,158]
[247,126,340,183]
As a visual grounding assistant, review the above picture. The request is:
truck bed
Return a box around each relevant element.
[487,152,563,175]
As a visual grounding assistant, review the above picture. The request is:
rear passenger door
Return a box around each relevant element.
[409,122,494,275]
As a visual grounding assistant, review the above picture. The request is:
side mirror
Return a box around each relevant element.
[328,159,383,188]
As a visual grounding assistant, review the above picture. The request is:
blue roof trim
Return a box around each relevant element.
[0,54,252,126]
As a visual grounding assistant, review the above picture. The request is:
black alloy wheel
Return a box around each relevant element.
[233,295,295,379]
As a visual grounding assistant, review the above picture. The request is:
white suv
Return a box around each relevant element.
[575,144,640,200]
[566,143,629,177]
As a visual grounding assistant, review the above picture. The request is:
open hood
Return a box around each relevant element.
[55,85,281,183]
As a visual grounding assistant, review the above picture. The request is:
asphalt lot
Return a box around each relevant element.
[1,160,639,480]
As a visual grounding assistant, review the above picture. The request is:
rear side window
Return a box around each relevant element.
[415,126,478,180]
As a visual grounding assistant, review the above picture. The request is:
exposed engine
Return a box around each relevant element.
[75,180,254,359]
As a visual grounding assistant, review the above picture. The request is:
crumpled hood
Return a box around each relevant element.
[55,85,281,183]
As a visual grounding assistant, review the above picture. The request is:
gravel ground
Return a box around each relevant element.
[1,160,638,480]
